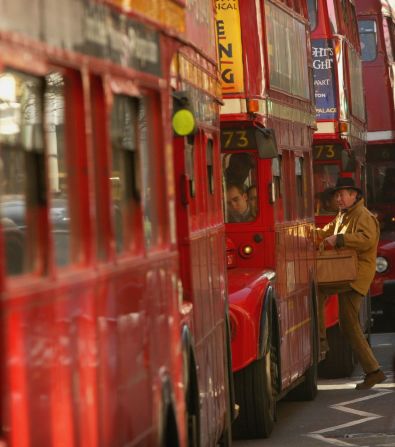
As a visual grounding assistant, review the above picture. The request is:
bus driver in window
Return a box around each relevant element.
[226,184,254,222]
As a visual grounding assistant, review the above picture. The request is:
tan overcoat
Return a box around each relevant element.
[316,198,380,296]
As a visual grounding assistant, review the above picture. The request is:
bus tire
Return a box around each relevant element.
[218,313,234,446]
[160,379,180,447]
[232,311,277,439]
[185,356,200,447]
[182,328,200,447]
[218,396,232,447]
[318,323,355,378]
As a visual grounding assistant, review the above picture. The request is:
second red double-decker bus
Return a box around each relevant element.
[216,0,318,439]
[357,0,395,332]
[308,0,370,378]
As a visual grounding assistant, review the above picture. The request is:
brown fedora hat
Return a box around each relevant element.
[332,177,362,194]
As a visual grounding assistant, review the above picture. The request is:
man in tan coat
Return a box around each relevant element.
[317,177,386,390]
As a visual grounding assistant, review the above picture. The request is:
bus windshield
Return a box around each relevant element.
[222,152,258,223]
[313,163,339,216]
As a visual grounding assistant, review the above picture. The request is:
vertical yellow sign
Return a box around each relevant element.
[216,0,245,94]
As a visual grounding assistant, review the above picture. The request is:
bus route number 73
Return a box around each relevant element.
[313,144,342,160]
[221,129,253,150]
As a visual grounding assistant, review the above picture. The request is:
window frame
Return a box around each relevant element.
[106,76,168,257]
[358,19,378,62]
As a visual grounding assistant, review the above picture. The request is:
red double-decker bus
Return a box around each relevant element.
[308,0,370,378]
[0,1,233,446]
[216,0,318,439]
[172,1,235,445]
[357,0,395,331]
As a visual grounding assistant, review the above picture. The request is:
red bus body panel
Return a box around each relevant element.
[356,0,395,311]
[172,2,232,445]
[371,240,395,296]
[357,0,395,135]
[227,268,272,371]
[311,0,367,329]
[0,1,228,446]
[217,0,317,393]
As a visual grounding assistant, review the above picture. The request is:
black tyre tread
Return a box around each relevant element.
[164,404,180,447]
[318,323,355,378]
[183,345,200,447]
[218,316,234,446]
[232,356,275,439]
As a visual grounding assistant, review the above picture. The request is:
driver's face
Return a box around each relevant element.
[226,186,248,215]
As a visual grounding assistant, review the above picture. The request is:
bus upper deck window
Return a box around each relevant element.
[0,70,47,276]
[358,20,377,62]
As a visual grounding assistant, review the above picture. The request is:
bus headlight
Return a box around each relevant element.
[239,244,254,258]
[376,256,388,273]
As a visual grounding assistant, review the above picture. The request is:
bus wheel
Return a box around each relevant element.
[185,370,200,447]
[187,412,199,447]
[162,403,180,447]
[318,323,355,378]
[218,411,232,447]
[183,348,200,447]
[232,330,276,438]
[160,379,180,447]
[218,313,235,446]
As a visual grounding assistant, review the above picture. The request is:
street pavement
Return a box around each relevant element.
[234,332,395,447]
